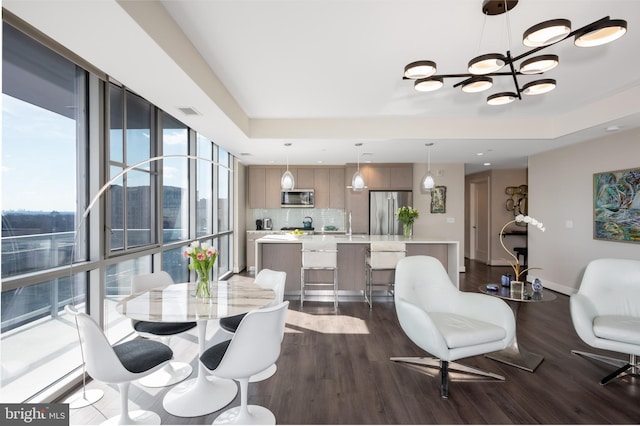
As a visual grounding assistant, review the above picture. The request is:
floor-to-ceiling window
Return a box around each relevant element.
[1,18,236,403]
[1,22,90,403]
[217,147,233,277]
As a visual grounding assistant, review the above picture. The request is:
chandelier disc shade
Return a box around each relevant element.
[519,54,559,74]
[487,92,517,105]
[523,19,572,47]
[468,53,506,75]
[574,19,627,47]
[415,77,444,92]
[522,79,556,95]
[461,76,493,93]
[404,60,437,79]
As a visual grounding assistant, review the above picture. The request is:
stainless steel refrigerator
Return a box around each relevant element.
[369,190,413,235]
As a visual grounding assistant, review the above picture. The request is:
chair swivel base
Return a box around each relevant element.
[391,356,504,398]
[571,350,640,385]
[214,405,275,425]
[137,361,192,388]
[391,356,505,381]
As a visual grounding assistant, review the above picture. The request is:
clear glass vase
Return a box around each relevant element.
[195,269,212,298]
[403,223,413,238]
[510,280,524,299]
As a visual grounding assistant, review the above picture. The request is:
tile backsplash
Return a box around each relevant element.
[251,208,346,231]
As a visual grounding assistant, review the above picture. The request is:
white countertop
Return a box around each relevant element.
[256,234,458,244]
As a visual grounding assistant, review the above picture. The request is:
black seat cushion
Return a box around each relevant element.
[133,320,196,336]
[200,340,232,371]
[219,313,246,333]
[113,339,173,373]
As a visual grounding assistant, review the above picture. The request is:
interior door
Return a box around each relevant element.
[472,179,490,263]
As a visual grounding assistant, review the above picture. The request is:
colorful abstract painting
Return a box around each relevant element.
[593,167,640,243]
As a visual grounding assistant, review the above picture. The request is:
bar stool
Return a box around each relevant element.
[301,240,338,309]
[365,241,406,308]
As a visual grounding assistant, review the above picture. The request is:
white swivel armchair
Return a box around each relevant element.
[66,305,173,425]
[570,258,640,385]
[391,256,515,398]
[218,268,287,382]
[200,301,289,425]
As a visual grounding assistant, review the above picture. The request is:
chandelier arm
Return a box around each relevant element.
[506,51,522,99]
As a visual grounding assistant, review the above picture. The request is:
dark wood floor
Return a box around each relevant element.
[68,259,640,424]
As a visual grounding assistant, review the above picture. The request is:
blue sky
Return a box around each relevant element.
[2,94,76,212]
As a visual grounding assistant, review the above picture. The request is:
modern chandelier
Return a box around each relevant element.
[403,0,627,105]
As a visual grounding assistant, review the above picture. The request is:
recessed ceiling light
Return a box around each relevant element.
[476,152,484,156]
[484,162,491,166]
[605,125,621,132]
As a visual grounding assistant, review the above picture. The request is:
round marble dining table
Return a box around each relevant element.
[116,278,275,417]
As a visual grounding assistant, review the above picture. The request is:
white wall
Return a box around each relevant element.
[528,127,640,294]
[412,162,466,272]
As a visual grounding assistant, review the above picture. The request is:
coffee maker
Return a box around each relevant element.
[256,219,263,230]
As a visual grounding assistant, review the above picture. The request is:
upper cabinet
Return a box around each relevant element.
[248,164,411,209]
[361,164,413,190]
[248,167,266,208]
[296,168,315,189]
[248,166,285,209]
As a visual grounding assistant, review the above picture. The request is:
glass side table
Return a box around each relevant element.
[479,283,557,372]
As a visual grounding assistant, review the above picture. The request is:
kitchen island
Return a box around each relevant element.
[255,234,459,300]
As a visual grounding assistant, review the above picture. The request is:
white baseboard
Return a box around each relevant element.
[526,274,576,296]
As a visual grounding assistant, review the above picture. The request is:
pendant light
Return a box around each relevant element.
[422,143,435,191]
[350,143,366,192]
[281,143,295,191]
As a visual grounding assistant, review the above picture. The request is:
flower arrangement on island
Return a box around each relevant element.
[500,214,545,282]
[183,241,218,298]
[396,206,420,238]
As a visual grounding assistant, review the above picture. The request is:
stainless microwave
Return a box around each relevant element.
[281,190,314,208]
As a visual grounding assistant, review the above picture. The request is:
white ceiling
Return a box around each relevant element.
[5,0,640,173]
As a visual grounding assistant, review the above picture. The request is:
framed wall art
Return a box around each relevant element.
[431,186,446,214]
[593,167,640,243]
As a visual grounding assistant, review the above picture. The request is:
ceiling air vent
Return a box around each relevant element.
[177,107,200,116]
